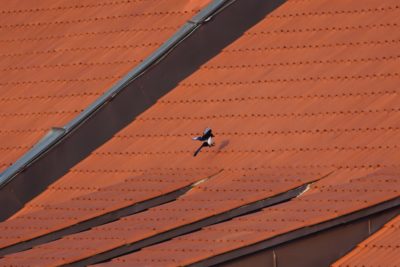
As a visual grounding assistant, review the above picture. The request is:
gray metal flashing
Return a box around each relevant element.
[0,0,289,221]
[0,128,65,187]
[189,0,234,23]
[188,196,400,267]
[63,183,308,266]
[0,0,233,190]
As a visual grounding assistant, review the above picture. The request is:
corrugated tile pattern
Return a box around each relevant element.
[95,169,400,267]
[1,0,400,265]
[0,170,214,248]
[332,214,400,267]
[0,0,210,172]
[0,169,329,266]
[13,0,400,218]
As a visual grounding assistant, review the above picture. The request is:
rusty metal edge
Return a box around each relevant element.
[63,184,309,266]
[0,0,234,189]
[188,196,400,267]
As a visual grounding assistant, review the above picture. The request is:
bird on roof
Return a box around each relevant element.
[192,128,215,157]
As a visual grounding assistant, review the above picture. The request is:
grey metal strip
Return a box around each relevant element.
[190,0,234,23]
[0,128,65,186]
[0,0,233,189]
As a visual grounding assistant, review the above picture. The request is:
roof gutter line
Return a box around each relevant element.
[189,196,400,267]
[0,0,235,189]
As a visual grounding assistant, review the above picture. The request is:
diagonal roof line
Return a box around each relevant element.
[188,197,400,267]
[0,170,224,257]
[0,0,232,189]
[0,183,190,257]
[0,0,289,221]
[63,183,310,266]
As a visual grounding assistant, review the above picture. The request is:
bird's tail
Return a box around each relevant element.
[193,147,202,157]
[193,143,206,157]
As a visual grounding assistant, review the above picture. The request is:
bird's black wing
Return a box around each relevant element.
[202,128,213,139]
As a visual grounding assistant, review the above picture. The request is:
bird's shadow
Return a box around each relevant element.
[216,139,230,152]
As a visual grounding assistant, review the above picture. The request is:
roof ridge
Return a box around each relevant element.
[0,0,232,211]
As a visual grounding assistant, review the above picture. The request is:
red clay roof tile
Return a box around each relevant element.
[0,0,210,172]
[0,0,400,265]
[332,214,400,267]
[92,169,400,267]
[0,171,214,247]
[0,168,329,265]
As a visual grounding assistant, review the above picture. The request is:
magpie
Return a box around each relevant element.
[192,128,215,157]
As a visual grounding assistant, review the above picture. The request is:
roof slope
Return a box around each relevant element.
[0,0,399,265]
[0,0,209,172]
[10,0,400,217]
[332,214,400,267]
[94,169,400,266]
[0,169,328,266]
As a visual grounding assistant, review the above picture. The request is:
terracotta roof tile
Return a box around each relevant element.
[92,169,400,267]
[332,214,400,267]
[7,0,400,231]
[0,168,329,265]
[0,0,210,172]
[0,0,399,265]
[0,171,214,247]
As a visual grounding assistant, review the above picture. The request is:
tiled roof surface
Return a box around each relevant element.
[0,0,400,265]
[93,169,400,267]
[332,214,400,267]
[11,0,400,218]
[0,0,209,172]
[0,169,329,266]
[0,165,329,248]
[0,170,214,248]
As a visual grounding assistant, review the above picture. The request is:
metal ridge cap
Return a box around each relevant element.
[0,0,233,189]
[0,127,65,188]
[189,0,235,24]
[66,0,234,132]
[189,196,400,267]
